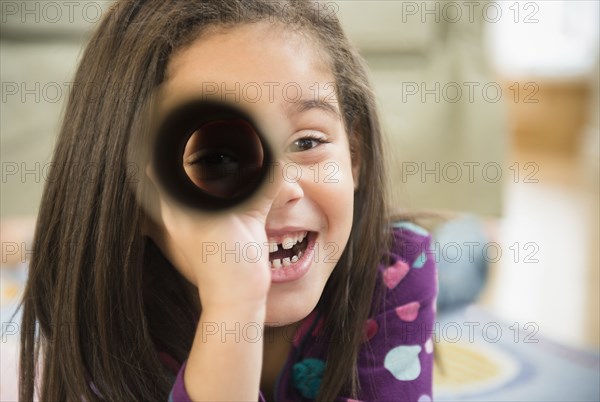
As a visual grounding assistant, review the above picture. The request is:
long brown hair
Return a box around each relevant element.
[18,1,401,400]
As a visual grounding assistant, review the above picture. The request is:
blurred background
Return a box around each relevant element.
[1,0,599,400]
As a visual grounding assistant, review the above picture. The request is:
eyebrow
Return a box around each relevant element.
[286,98,341,120]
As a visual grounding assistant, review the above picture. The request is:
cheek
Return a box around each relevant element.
[328,150,355,251]
[303,150,355,255]
[322,148,355,210]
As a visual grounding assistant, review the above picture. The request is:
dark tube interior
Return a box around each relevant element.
[152,100,272,211]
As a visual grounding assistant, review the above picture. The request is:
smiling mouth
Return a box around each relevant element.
[268,231,313,269]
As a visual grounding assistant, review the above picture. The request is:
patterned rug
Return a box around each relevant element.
[434,305,600,401]
[2,258,599,401]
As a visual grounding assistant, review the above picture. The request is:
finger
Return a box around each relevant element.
[239,161,284,222]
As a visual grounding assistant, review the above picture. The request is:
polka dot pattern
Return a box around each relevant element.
[384,345,422,381]
[425,338,434,354]
[383,260,410,289]
[292,358,326,399]
[412,252,427,269]
[392,221,430,237]
[395,301,421,322]
[167,222,437,402]
[364,319,378,342]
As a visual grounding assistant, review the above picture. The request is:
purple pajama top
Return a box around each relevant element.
[165,222,438,401]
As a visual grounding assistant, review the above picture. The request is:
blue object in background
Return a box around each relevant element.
[432,215,490,313]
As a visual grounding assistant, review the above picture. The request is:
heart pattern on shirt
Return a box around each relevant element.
[383,260,410,289]
[395,301,420,322]
[363,318,378,342]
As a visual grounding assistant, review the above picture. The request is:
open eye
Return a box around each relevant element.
[185,149,240,181]
[187,151,237,166]
[180,119,265,199]
[287,134,329,153]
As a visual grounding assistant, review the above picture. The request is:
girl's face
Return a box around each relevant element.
[153,22,359,326]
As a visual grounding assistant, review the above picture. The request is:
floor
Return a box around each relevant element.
[477,146,599,350]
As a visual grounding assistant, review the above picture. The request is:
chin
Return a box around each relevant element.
[264,284,322,327]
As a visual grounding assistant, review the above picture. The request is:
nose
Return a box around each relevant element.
[269,161,304,209]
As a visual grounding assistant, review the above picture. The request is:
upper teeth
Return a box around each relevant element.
[282,237,296,250]
[267,231,309,270]
[267,231,307,252]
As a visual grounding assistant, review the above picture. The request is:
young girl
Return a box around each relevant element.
[18,1,438,401]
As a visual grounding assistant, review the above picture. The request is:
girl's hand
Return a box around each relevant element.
[148,164,281,315]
